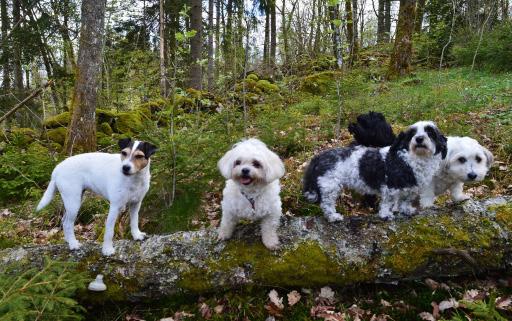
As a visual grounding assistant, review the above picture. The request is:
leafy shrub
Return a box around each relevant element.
[452,22,512,72]
[0,258,87,320]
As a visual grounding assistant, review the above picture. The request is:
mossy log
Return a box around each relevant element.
[1,197,512,302]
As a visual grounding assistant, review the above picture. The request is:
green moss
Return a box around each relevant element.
[114,111,144,134]
[492,203,512,230]
[256,79,279,93]
[178,267,214,293]
[96,109,118,126]
[8,127,37,146]
[43,112,70,128]
[300,71,336,94]
[246,73,259,81]
[137,99,166,115]
[47,127,68,145]
[98,122,113,135]
[384,214,499,275]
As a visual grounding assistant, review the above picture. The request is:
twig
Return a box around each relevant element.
[471,3,494,72]
[0,81,53,124]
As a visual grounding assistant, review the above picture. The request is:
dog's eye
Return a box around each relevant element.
[253,160,261,168]
[135,154,145,159]
[475,156,482,163]
[458,157,467,164]
[121,151,128,157]
[234,160,241,166]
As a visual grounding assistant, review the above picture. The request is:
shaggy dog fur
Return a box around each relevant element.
[217,138,285,250]
[303,119,447,221]
[349,112,493,207]
[36,138,157,256]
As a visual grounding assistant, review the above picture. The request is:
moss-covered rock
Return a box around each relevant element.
[246,73,259,81]
[300,71,336,95]
[8,127,37,146]
[96,109,118,126]
[114,111,144,134]
[256,79,279,93]
[42,112,70,128]
[46,127,67,145]
[98,122,113,136]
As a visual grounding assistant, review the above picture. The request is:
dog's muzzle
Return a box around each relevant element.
[239,168,253,185]
[467,172,477,181]
[122,165,132,176]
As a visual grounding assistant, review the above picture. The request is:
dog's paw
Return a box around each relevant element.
[378,210,395,221]
[327,213,344,223]
[132,230,147,241]
[263,239,280,251]
[68,240,82,251]
[420,198,435,208]
[217,231,231,242]
[453,193,470,202]
[102,245,116,256]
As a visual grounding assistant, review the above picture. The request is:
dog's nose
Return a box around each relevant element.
[241,168,250,175]
[467,173,477,180]
[416,136,424,144]
[122,165,131,173]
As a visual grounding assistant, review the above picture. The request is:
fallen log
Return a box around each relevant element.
[1,197,512,301]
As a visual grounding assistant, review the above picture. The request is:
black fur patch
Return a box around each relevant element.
[425,125,447,159]
[385,131,417,189]
[359,149,385,190]
[348,112,396,147]
[303,147,354,203]
[118,138,132,150]
[136,141,158,159]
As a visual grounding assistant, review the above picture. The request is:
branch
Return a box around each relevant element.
[0,81,53,124]
[1,197,511,301]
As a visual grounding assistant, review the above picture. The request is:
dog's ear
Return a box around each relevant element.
[262,148,285,183]
[482,146,494,169]
[142,142,158,158]
[436,134,448,159]
[218,149,235,179]
[118,138,132,150]
[390,131,408,151]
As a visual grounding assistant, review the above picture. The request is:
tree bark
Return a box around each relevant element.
[207,0,214,90]
[329,4,343,68]
[188,0,202,89]
[1,197,511,301]
[270,0,276,71]
[384,0,391,42]
[1,0,11,90]
[345,0,358,66]
[159,0,168,97]
[12,0,23,94]
[64,0,107,154]
[263,7,269,66]
[415,0,426,33]
[377,0,386,43]
[388,0,416,78]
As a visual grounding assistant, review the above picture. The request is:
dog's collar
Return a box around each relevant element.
[240,191,256,210]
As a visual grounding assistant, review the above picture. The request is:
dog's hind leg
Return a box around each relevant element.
[60,190,82,250]
[319,184,344,222]
[102,204,122,256]
[129,201,146,241]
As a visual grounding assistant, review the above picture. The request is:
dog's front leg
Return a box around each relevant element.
[419,185,436,208]
[129,201,146,241]
[450,182,470,202]
[102,205,122,256]
[218,211,238,241]
[260,214,280,250]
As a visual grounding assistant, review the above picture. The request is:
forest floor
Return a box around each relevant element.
[1,66,512,320]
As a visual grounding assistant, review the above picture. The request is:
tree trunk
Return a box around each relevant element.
[281,0,289,67]
[159,0,168,97]
[1,0,11,90]
[263,9,269,66]
[329,4,343,68]
[377,0,386,43]
[415,0,426,33]
[188,0,202,89]
[1,197,511,301]
[270,0,276,71]
[12,0,23,94]
[214,0,221,82]
[345,0,358,66]
[207,0,214,90]
[359,0,365,48]
[64,0,107,155]
[502,0,509,20]
[224,0,233,77]
[388,0,416,78]
[384,0,391,42]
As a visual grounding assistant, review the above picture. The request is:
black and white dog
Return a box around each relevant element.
[349,113,493,207]
[303,116,447,221]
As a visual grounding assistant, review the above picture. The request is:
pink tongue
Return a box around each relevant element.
[240,177,252,184]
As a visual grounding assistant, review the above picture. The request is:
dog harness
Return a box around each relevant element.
[241,191,256,210]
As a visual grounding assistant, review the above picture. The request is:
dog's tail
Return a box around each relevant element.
[36,179,56,211]
[348,111,396,147]
[302,158,321,203]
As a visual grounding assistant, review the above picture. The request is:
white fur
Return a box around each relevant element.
[36,143,151,256]
[217,138,285,250]
[421,136,493,207]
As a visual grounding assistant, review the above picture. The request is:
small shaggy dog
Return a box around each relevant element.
[349,112,493,207]
[217,138,285,250]
[36,138,157,256]
[303,118,447,221]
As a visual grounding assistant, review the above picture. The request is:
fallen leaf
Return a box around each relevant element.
[213,305,224,314]
[159,318,174,321]
[439,298,459,312]
[496,296,512,310]
[316,286,336,305]
[431,301,440,319]
[287,290,301,306]
[125,315,145,321]
[199,303,212,319]
[265,303,284,317]
[418,312,435,321]
[268,289,284,310]
[380,299,392,307]
[425,278,439,290]
[462,289,486,302]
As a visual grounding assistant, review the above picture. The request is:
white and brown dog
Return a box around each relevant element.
[36,138,157,256]
[217,138,285,250]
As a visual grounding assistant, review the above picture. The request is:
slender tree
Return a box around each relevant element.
[13,0,23,94]
[1,0,11,90]
[65,0,107,154]
[377,0,386,43]
[384,0,391,42]
[388,0,417,77]
[189,0,202,89]
[270,0,276,70]
[207,0,214,90]
[159,0,168,96]
[415,0,426,33]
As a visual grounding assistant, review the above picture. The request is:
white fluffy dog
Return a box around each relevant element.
[36,138,157,256]
[217,138,285,250]
[421,136,493,206]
